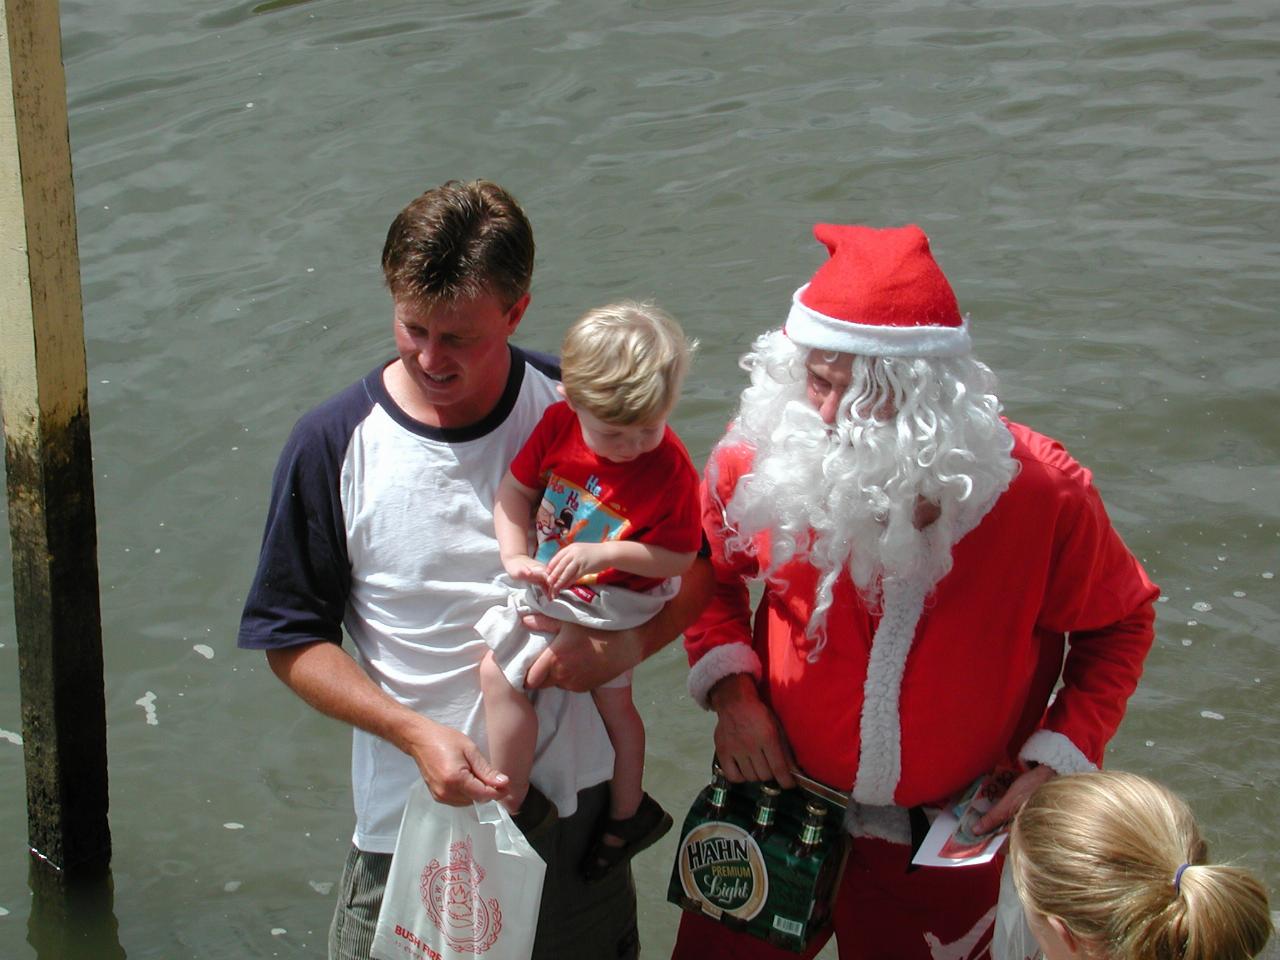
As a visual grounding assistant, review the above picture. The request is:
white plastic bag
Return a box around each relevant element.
[372,780,546,960]
[992,855,1041,960]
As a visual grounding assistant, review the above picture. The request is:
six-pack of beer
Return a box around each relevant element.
[667,765,850,952]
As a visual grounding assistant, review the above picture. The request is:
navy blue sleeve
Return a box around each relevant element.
[237,374,376,650]
[515,345,560,381]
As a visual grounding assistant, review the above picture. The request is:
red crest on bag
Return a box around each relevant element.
[420,835,504,954]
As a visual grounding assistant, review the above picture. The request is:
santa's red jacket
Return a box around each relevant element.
[685,420,1158,817]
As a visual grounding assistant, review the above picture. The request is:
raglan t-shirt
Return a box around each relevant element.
[509,401,703,596]
[237,347,614,853]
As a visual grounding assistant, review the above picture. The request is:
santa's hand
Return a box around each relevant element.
[543,542,607,596]
[971,763,1056,835]
[407,717,510,806]
[708,673,795,788]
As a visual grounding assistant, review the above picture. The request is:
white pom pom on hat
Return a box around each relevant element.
[784,223,971,358]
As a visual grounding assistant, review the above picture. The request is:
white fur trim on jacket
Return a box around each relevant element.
[785,285,972,358]
[842,801,917,845]
[1018,729,1096,776]
[687,642,762,709]
[851,579,929,806]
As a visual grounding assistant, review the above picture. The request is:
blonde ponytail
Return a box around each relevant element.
[1009,771,1273,960]
[1172,862,1273,960]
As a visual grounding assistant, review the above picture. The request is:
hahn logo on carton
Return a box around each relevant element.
[677,822,768,919]
[405,834,502,956]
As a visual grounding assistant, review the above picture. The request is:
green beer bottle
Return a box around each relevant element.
[705,770,729,819]
[790,800,828,858]
[750,783,781,841]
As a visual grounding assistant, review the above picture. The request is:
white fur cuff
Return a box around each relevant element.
[1018,729,1096,776]
[687,643,762,708]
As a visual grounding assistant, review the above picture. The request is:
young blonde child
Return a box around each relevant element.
[1008,771,1273,960]
[476,301,700,881]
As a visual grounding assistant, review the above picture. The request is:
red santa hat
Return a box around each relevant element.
[784,223,971,357]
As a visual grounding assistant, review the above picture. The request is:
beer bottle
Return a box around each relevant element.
[705,770,729,819]
[750,783,781,841]
[790,800,828,858]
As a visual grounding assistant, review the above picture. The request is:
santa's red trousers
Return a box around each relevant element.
[669,837,1002,960]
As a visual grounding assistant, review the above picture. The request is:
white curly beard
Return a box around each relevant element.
[712,330,1019,658]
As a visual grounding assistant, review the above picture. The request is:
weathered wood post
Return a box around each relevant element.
[1,0,111,873]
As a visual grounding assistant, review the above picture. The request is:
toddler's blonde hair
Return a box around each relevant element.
[560,300,695,424]
[1010,771,1272,960]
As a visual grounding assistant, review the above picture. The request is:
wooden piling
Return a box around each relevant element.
[1,0,111,872]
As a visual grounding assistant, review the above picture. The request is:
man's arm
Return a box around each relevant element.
[971,599,1156,834]
[265,641,509,805]
[524,553,714,692]
[676,442,796,783]
[973,445,1159,834]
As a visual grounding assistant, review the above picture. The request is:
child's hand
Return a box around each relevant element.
[544,542,609,595]
[504,556,549,589]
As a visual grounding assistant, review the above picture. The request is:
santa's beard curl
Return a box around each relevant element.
[712,329,1019,658]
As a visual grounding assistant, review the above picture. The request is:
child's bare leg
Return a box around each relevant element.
[591,684,645,829]
[479,650,538,814]
[581,681,671,882]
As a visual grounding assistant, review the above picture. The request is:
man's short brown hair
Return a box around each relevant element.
[381,179,534,307]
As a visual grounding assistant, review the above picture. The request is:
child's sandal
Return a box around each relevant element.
[581,792,673,884]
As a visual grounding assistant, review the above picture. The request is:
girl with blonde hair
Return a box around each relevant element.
[1009,771,1273,960]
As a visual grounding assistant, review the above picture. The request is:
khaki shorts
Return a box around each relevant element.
[328,780,638,960]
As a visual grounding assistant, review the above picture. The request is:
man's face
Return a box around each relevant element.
[803,350,854,425]
[391,290,528,428]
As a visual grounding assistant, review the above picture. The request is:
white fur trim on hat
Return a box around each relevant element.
[851,580,929,806]
[1018,729,1096,776]
[687,642,762,709]
[785,285,972,358]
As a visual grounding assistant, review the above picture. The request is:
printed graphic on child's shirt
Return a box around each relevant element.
[533,472,631,594]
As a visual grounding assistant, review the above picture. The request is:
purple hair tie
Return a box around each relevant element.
[1173,862,1190,894]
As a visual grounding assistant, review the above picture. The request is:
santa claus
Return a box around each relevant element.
[674,224,1158,960]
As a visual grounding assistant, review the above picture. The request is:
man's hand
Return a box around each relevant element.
[543,542,608,596]
[523,616,642,692]
[524,555,714,692]
[971,763,1056,835]
[265,642,509,807]
[403,714,511,806]
[708,673,795,788]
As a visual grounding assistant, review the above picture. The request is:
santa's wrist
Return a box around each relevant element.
[687,642,762,708]
[1018,729,1096,776]
[707,672,759,711]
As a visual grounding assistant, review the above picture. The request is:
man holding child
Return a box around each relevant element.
[238,179,708,960]
[673,223,1158,959]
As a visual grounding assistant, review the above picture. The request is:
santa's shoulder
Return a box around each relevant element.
[1003,419,1097,493]
[705,436,755,475]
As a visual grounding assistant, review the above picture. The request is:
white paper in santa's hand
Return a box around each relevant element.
[911,807,1007,868]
